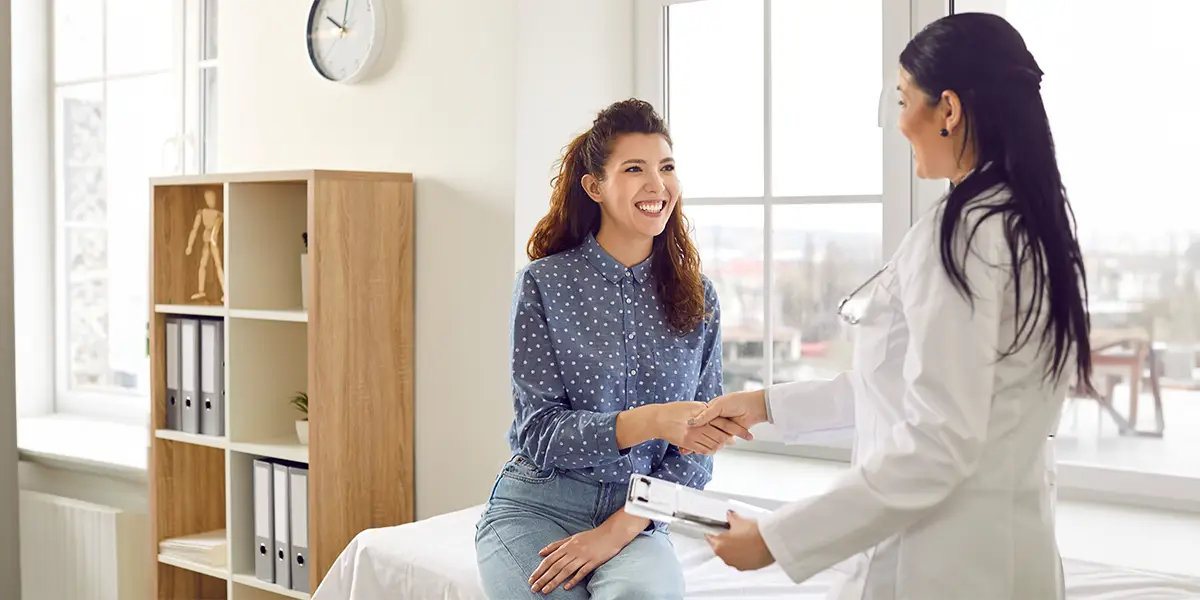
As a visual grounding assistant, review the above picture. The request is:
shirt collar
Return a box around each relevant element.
[580,234,653,284]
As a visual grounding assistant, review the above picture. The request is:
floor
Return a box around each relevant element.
[1056,386,1200,479]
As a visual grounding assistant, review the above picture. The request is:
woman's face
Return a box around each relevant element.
[584,133,680,241]
[897,68,963,180]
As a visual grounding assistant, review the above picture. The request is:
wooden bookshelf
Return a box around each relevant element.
[148,170,415,599]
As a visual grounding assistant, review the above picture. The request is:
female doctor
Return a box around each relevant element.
[690,13,1093,600]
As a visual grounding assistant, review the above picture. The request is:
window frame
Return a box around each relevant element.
[634,0,923,452]
[48,0,216,424]
[189,0,219,174]
[636,0,1200,509]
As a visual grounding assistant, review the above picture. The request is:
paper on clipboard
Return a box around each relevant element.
[624,474,770,537]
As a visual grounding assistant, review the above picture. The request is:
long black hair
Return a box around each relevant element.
[900,12,1092,391]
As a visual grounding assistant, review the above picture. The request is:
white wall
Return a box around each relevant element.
[1,0,24,595]
[4,0,639,536]
[218,0,639,518]
[17,463,147,514]
[217,0,518,519]
[513,0,636,266]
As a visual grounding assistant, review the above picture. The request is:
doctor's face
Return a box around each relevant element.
[897,68,957,180]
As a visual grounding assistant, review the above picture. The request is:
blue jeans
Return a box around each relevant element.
[475,455,685,600]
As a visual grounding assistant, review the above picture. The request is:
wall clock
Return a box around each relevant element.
[306,0,388,83]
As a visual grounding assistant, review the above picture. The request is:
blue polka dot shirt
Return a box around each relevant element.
[506,234,723,489]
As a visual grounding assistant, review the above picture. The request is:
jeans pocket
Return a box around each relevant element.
[501,454,558,484]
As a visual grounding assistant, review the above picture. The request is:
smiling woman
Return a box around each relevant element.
[475,99,750,599]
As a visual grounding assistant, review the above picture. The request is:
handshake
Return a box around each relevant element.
[655,390,770,456]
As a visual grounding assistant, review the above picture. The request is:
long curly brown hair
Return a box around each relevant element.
[526,99,706,334]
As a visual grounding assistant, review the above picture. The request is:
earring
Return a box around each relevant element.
[939,128,949,137]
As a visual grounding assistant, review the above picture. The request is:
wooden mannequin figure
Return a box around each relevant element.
[186,189,226,302]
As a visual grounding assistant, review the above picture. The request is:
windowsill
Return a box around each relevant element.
[709,448,1200,578]
[16,414,149,481]
[737,438,1200,513]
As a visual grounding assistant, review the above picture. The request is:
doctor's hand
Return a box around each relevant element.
[652,401,752,455]
[690,390,768,432]
[679,391,767,455]
[706,511,775,572]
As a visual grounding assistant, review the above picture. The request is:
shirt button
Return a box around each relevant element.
[625,270,632,277]
[624,297,631,304]
[627,333,635,340]
[629,369,637,376]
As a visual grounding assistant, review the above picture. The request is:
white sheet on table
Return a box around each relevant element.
[312,505,1200,600]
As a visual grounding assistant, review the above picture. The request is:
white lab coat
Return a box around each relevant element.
[757,184,1067,600]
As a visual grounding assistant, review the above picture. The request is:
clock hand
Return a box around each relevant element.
[326,15,345,31]
[342,0,350,28]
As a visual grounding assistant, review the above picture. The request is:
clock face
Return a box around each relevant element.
[306,0,383,83]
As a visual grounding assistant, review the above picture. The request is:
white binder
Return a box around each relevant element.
[164,317,181,430]
[273,462,292,589]
[288,465,310,592]
[253,459,275,582]
[179,318,201,434]
[199,319,225,436]
[624,474,769,537]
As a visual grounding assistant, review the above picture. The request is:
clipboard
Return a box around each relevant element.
[624,474,770,537]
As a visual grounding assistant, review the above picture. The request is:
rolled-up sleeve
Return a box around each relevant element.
[509,269,627,470]
[647,445,712,489]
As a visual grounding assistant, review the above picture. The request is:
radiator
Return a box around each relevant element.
[19,490,150,600]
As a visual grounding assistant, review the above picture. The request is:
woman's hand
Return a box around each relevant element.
[679,391,768,455]
[654,402,753,455]
[528,514,641,594]
[616,402,754,455]
[706,511,775,571]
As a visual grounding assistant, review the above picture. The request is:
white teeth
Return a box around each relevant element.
[636,201,666,213]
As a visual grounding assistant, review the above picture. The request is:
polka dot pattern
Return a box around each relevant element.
[506,234,723,490]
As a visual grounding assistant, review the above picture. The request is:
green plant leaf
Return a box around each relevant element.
[290,391,308,414]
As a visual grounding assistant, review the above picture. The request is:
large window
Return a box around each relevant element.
[643,0,1200,503]
[951,0,1200,485]
[639,0,909,442]
[51,0,217,420]
[185,0,219,173]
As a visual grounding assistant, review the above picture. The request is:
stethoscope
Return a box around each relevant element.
[836,264,889,326]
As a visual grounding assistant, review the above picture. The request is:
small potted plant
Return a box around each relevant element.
[291,391,309,445]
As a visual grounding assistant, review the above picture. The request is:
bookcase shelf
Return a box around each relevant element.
[155,428,229,450]
[149,170,415,599]
[158,552,230,581]
[233,573,312,600]
[156,303,229,318]
[229,309,308,323]
[229,440,309,465]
